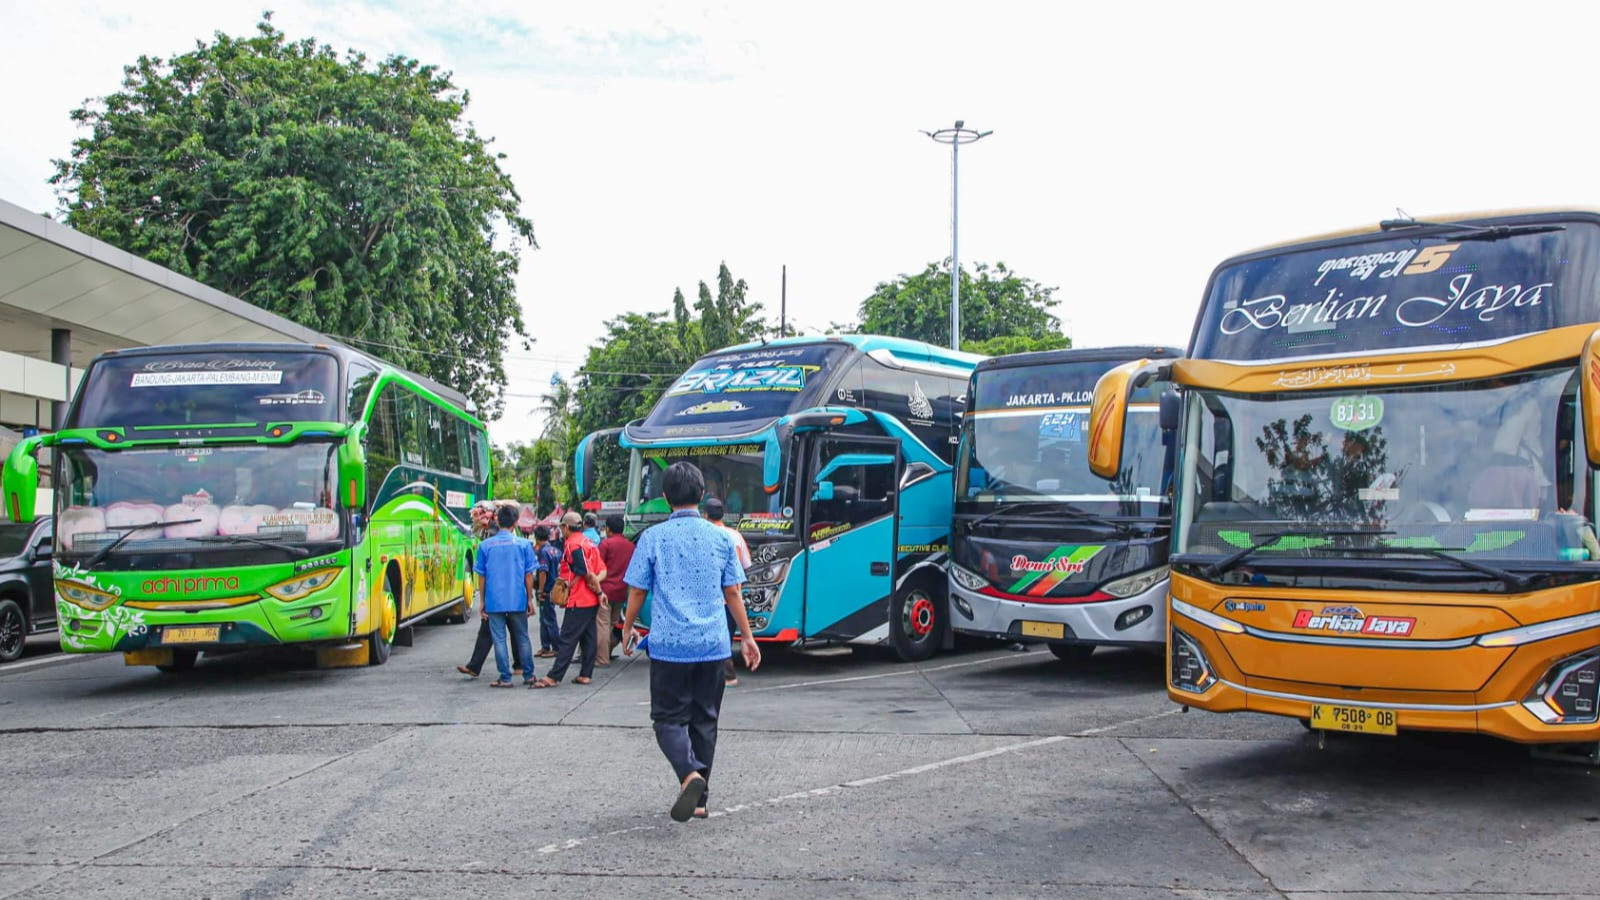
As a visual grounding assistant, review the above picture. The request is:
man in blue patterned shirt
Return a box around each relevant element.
[621,461,760,822]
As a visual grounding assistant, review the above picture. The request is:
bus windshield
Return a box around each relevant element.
[1176,368,1590,569]
[959,360,1167,514]
[55,443,342,554]
[1192,221,1600,361]
[71,350,341,428]
[626,445,790,521]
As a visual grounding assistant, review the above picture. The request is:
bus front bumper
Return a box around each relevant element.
[949,578,1167,648]
[1170,620,1600,744]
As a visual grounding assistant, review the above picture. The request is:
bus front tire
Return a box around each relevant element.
[1048,642,1095,665]
[368,586,399,666]
[156,649,199,673]
[889,580,945,663]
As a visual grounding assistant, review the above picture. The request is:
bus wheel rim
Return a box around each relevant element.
[381,591,398,643]
[906,593,935,640]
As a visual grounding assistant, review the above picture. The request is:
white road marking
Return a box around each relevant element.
[631,652,1027,703]
[0,652,84,676]
[536,733,1069,855]
[1070,707,1183,736]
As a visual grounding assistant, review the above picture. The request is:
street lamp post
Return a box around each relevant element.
[922,120,992,351]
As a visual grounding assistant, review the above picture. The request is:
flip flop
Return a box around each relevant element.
[535,650,556,658]
[456,666,479,677]
[489,680,514,688]
[529,677,559,689]
[692,808,709,819]
[574,676,593,685]
[671,775,707,822]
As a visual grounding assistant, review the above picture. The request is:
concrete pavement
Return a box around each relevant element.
[1,619,1597,898]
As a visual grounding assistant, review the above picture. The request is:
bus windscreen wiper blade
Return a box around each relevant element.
[83,518,202,570]
[1326,544,1531,592]
[1377,219,1565,242]
[1202,528,1393,580]
[190,534,313,558]
[965,501,1126,533]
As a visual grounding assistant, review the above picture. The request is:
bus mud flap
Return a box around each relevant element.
[316,642,368,669]
[124,649,174,667]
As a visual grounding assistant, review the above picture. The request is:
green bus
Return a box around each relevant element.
[1,342,489,670]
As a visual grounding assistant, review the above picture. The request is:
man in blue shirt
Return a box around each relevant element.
[583,512,602,545]
[621,461,760,822]
[474,504,538,686]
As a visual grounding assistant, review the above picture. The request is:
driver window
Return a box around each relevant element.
[812,439,896,531]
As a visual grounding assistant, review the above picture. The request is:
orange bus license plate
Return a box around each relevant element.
[1310,703,1396,735]
[163,626,219,644]
[1020,621,1065,640]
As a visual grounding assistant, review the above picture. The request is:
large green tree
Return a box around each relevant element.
[50,16,535,417]
[561,263,766,501]
[852,260,1068,352]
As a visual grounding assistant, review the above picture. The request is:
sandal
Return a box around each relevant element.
[456,666,479,677]
[535,649,556,658]
[529,677,559,689]
[489,680,514,688]
[574,676,592,685]
[692,808,709,819]
[671,775,707,822]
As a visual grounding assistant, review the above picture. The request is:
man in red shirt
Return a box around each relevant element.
[595,514,634,666]
[531,511,607,688]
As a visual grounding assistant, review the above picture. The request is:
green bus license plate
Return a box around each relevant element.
[1310,703,1397,735]
[1020,621,1065,640]
[163,626,219,644]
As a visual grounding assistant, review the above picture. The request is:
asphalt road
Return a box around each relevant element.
[1,619,1597,899]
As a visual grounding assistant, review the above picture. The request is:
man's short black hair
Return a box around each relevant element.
[496,505,519,529]
[662,461,705,507]
[584,512,597,527]
[533,525,550,541]
[606,514,625,535]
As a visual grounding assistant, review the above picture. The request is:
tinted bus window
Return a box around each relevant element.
[72,351,339,428]
[1192,223,1600,361]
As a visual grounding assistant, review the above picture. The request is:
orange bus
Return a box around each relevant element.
[1089,210,1600,751]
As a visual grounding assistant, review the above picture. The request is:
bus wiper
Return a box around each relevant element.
[1377,219,1565,242]
[1327,544,1531,592]
[964,501,1131,534]
[83,519,202,570]
[1202,528,1392,580]
[190,534,312,558]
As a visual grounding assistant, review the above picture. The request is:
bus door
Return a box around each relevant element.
[802,435,902,641]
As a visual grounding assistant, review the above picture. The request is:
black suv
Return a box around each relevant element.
[0,517,53,663]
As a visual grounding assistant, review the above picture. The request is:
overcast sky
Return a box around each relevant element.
[4,1,1598,446]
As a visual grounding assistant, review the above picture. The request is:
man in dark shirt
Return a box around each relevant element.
[532,525,561,657]
[595,514,634,666]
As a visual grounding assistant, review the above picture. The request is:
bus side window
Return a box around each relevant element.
[398,391,423,467]
[365,383,401,506]
[347,364,378,422]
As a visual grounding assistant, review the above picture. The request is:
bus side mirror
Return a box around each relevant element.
[1159,389,1181,432]
[1582,329,1600,467]
[3,435,47,524]
[575,428,621,500]
[1088,359,1166,480]
[812,481,835,502]
[338,434,367,510]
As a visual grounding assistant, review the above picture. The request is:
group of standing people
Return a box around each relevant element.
[459,463,760,823]
[459,503,637,688]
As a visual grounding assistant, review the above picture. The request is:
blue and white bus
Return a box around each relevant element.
[577,335,982,661]
[949,346,1182,662]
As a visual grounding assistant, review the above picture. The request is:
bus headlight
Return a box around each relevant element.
[1523,651,1600,725]
[745,560,791,585]
[949,564,988,592]
[57,580,119,611]
[1171,626,1217,694]
[1102,566,1168,599]
[266,568,342,602]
